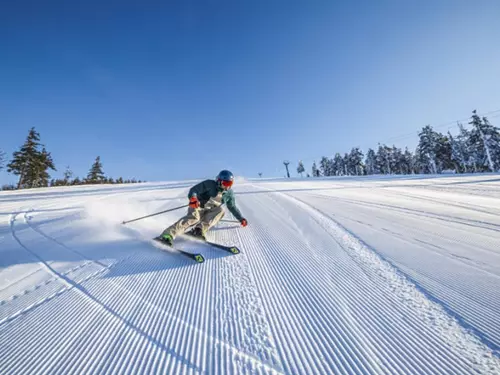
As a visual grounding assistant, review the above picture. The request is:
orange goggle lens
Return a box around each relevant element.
[221,180,233,187]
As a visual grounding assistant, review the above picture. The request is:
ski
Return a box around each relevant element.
[206,241,240,254]
[184,232,240,254]
[152,237,205,263]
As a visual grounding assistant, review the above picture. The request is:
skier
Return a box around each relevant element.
[158,170,247,246]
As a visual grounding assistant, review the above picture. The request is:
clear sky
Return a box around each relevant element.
[1,0,500,185]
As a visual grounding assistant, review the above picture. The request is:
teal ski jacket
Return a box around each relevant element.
[188,179,244,221]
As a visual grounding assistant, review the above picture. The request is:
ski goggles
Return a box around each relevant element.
[220,179,233,188]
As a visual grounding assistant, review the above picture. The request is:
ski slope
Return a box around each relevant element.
[1,174,500,374]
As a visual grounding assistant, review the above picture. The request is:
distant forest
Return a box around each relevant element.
[2,109,499,190]
[292,110,500,178]
[0,128,143,190]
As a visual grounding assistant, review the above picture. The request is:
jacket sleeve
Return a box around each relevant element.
[188,180,211,198]
[226,191,244,221]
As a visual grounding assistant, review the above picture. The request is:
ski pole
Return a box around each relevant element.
[220,219,240,223]
[121,204,189,225]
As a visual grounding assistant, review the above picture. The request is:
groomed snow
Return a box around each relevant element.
[1,174,499,374]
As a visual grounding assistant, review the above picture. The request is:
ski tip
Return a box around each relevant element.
[230,247,240,254]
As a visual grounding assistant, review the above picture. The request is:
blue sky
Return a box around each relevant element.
[1,1,500,185]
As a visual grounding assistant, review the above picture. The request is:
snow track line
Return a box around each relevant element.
[246,184,500,374]
[278,190,500,370]
[385,187,500,217]
[238,194,378,374]
[322,206,500,278]
[289,192,500,349]
[2,246,278,374]
[9,213,74,289]
[316,193,500,235]
[22,210,109,269]
[82,242,282,375]
[242,195,451,374]
[2,213,136,327]
[211,226,283,374]
[240,198,413,374]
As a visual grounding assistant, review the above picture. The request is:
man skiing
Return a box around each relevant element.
[158,170,247,246]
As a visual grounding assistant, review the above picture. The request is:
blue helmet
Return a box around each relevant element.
[217,170,234,189]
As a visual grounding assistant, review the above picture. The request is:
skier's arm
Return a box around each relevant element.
[226,193,244,222]
[188,180,211,199]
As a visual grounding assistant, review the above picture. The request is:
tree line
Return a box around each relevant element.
[0,127,144,190]
[299,110,500,178]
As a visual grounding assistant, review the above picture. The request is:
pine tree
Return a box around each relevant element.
[341,153,349,175]
[63,166,73,184]
[403,147,414,175]
[319,156,331,176]
[436,134,453,172]
[468,111,500,171]
[0,149,5,171]
[311,162,319,177]
[86,156,106,183]
[482,116,500,170]
[416,125,446,174]
[468,111,488,171]
[349,147,364,175]
[449,124,473,173]
[390,146,403,174]
[34,148,56,187]
[297,160,305,177]
[2,184,16,191]
[6,127,56,188]
[330,153,342,176]
[365,148,377,175]
[375,144,392,174]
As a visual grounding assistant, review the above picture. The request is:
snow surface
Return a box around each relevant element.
[1,174,500,374]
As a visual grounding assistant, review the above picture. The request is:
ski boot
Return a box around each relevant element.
[158,233,174,247]
[187,226,207,241]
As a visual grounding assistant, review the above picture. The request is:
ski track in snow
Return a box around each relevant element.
[287,190,500,350]
[1,176,500,374]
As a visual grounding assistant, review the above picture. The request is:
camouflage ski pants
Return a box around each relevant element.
[162,205,225,239]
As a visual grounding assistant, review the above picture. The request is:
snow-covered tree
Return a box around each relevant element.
[388,146,402,174]
[86,156,106,183]
[468,111,500,172]
[402,147,415,175]
[0,149,5,171]
[332,153,344,176]
[7,127,56,189]
[375,144,392,174]
[436,133,453,172]
[482,116,500,171]
[341,153,348,175]
[311,162,319,177]
[349,147,364,175]
[297,160,305,177]
[319,156,331,176]
[385,146,399,174]
[449,124,472,173]
[365,148,377,175]
[416,125,444,174]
